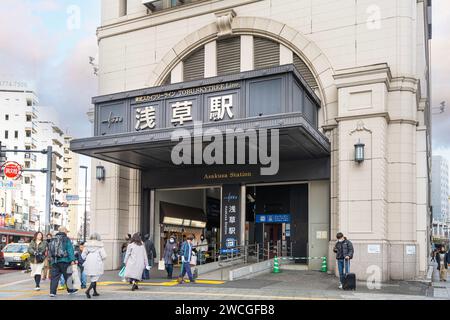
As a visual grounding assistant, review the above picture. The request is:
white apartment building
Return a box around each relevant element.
[63,136,80,240]
[72,0,433,281]
[0,80,39,231]
[35,118,68,233]
[431,155,448,223]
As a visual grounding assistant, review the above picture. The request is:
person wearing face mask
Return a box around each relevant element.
[333,232,354,289]
[163,235,178,279]
[198,235,208,265]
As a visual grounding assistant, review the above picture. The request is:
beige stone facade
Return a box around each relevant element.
[87,0,432,280]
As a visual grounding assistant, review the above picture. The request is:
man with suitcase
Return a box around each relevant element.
[333,232,354,290]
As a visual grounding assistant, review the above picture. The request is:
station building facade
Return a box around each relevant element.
[71,0,432,281]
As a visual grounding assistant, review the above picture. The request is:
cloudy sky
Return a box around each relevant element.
[0,0,100,137]
[0,0,449,159]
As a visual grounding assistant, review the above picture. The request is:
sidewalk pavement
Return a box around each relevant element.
[431,260,450,299]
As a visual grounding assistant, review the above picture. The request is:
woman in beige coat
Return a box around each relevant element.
[124,233,149,291]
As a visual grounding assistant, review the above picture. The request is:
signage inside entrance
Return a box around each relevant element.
[255,214,291,224]
[221,184,241,253]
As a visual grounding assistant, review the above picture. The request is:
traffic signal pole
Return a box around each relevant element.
[44,146,53,234]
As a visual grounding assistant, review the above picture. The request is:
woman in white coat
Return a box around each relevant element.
[124,233,149,291]
[82,233,107,298]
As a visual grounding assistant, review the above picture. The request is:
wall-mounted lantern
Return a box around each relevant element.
[96,165,105,181]
[354,140,365,163]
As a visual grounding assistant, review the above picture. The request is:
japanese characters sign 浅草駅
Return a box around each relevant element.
[221,184,241,253]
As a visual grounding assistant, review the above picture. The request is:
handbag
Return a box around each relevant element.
[35,253,45,264]
[190,254,197,266]
[71,265,81,290]
[158,259,165,270]
[118,266,126,278]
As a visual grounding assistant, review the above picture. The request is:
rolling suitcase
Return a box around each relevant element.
[342,259,356,290]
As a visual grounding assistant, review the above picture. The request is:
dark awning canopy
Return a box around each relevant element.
[71,113,329,170]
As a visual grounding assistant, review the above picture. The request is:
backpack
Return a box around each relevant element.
[49,235,69,259]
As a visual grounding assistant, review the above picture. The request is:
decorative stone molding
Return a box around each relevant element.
[349,120,373,135]
[215,9,236,38]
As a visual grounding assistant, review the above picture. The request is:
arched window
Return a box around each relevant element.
[183,46,205,81]
[293,54,318,90]
[217,36,241,76]
[253,36,280,70]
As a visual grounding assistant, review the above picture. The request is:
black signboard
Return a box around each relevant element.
[221,184,241,253]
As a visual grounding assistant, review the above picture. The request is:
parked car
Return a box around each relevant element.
[0,250,4,268]
[1,243,30,269]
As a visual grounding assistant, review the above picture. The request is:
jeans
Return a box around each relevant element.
[179,262,193,281]
[337,259,350,284]
[79,267,87,287]
[50,262,75,295]
[165,264,173,278]
[142,268,150,280]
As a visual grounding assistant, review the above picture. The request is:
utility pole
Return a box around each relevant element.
[45,146,53,234]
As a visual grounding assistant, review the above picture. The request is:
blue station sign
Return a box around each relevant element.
[255,214,291,224]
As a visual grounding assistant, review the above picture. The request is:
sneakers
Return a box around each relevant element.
[68,289,78,295]
[49,294,56,297]
[34,287,40,291]
[338,284,343,289]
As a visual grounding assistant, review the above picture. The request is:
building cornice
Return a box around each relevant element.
[97,0,262,42]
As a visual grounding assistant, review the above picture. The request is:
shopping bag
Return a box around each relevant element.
[158,260,165,271]
[118,266,126,278]
[71,265,81,290]
[190,254,197,266]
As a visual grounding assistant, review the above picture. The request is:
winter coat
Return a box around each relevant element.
[81,240,107,276]
[27,240,47,264]
[436,251,449,270]
[124,242,149,281]
[144,239,157,267]
[50,232,75,265]
[180,241,192,263]
[163,240,178,265]
[333,239,354,260]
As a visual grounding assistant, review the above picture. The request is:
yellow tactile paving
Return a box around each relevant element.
[97,279,225,287]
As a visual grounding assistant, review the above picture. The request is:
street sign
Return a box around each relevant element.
[1,161,22,180]
[65,194,80,201]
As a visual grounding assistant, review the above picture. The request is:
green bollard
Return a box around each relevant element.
[321,256,327,272]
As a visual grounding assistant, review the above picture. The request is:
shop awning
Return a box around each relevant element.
[0,228,34,237]
[160,202,207,228]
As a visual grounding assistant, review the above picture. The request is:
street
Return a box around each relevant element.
[0,267,446,301]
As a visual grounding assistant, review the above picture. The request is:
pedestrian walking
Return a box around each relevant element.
[177,234,195,284]
[333,232,354,289]
[436,246,449,282]
[124,233,149,291]
[163,235,178,279]
[42,233,53,281]
[48,227,78,297]
[75,242,87,289]
[143,234,156,279]
[82,233,107,298]
[27,232,47,291]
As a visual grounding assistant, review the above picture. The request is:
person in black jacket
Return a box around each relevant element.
[333,232,354,289]
[143,234,156,280]
[436,246,449,282]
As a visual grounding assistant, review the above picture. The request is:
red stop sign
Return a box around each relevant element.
[2,162,22,179]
